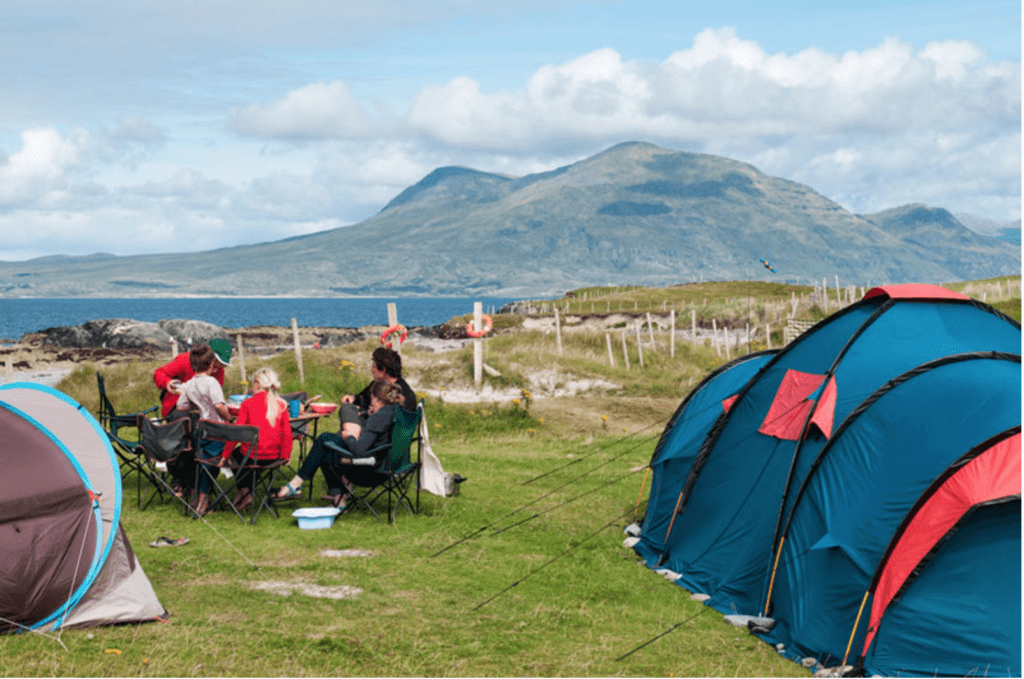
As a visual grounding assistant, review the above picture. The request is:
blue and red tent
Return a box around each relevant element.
[632,284,1021,676]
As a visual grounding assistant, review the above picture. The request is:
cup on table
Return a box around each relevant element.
[289,400,301,417]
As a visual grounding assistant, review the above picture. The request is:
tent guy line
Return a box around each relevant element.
[431,430,660,558]
[473,508,635,611]
[520,417,667,485]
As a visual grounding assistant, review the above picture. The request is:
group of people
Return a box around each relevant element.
[152,339,415,517]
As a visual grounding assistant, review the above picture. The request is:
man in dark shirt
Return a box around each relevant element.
[341,347,417,417]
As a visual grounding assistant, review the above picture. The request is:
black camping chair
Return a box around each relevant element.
[135,413,200,516]
[323,402,423,524]
[96,371,160,491]
[194,420,285,524]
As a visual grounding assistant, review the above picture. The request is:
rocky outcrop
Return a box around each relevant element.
[38,318,230,351]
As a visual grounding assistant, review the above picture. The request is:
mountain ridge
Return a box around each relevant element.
[1,142,1018,297]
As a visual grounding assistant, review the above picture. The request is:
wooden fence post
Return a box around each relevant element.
[387,303,401,355]
[823,277,829,313]
[621,332,630,370]
[646,313,656,347]
[606,333,615,368]
[473,302,483,389]
[670,309,676,358]
[745,323,750,354]
[291,318,304,386]
[171,339,178,359]
[712,319,721,357]
[724,326,731,360]
[236,333,246,385]
[765,323,771,350]
[691,309,697,345]
[635,319,644,367]
[554,307,563,355]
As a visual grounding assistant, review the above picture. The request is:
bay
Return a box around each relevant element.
[0,297,518,342]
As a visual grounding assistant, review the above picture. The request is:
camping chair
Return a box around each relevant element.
[135,413,199,517]
[96,371,159,489]
[323,402,423,524]
[194,420,284,524]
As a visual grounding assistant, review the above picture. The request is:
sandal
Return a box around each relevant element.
[148,536,190,548]
[275,482,302,501]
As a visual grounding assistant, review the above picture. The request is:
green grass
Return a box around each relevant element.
[5,276,1018,676]
[1,429,803,677]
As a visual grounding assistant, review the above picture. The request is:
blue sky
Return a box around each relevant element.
[1,0,1019,260]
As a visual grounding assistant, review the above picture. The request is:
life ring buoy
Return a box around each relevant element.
[466,314,493,338]
[379,324,408,348]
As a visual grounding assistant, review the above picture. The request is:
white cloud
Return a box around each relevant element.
[0,28,1019,262]
[230,81,384,140]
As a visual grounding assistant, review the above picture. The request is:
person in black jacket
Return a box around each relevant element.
[275,380,404,509]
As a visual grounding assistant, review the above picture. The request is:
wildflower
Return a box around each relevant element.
[416,391,428,400]
[600,415,609,421]
[622,426,628,432]
[469,410,475,415]
[538,418,544,425]
[512,398,521,406]
[434,423,440,428]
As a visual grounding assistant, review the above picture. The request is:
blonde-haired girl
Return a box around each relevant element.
[224,367,293,512]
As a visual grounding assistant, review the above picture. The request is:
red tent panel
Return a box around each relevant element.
[758,370,835,441]
[863,284,970,301]
[862,432,1022,653]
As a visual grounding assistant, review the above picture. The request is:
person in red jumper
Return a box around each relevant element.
[223,367,293,513]
[153,338,231,418]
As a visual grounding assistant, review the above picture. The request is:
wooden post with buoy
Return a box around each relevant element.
[473,302,483,388]
[291,318,304,386]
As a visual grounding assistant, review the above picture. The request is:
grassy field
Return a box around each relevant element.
[3,278,1019,677]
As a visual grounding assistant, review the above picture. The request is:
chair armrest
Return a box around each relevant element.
[323,438,390,466]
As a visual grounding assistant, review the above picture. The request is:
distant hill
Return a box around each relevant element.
[953,213,1021,245]
[0,142,1018,298]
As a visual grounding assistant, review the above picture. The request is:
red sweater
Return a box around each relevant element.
[228,391,293,462]
[153,352,225,417]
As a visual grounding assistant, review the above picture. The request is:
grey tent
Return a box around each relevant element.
[0,383,165,632]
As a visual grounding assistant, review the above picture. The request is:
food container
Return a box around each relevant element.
[309,402,338,415]
[292,507,342,530]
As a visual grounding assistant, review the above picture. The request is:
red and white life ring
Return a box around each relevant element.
[379,324,408,348]
[466,314,493,338]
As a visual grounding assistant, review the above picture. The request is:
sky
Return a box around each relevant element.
[1,0,1020,261]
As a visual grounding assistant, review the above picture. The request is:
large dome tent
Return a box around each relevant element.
[0,383,165,632]
[630,284,1021,676]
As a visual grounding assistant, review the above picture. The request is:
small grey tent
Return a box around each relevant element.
[0,383,165,632]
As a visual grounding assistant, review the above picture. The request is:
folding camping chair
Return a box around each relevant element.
[194,420,285,524]
[135,413,199,517]
[323,402,423,524]
[96,371,159,491]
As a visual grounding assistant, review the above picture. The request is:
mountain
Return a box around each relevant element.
[0,142,1018,298]
[953,213,1021,245]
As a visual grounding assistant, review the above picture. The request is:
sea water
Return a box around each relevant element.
[0,297,518,342]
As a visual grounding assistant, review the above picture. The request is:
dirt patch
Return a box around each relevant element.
[249,580,363,600]
[320,549,373,558]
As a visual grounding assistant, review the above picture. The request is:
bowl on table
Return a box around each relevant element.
[308,402,338,415]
